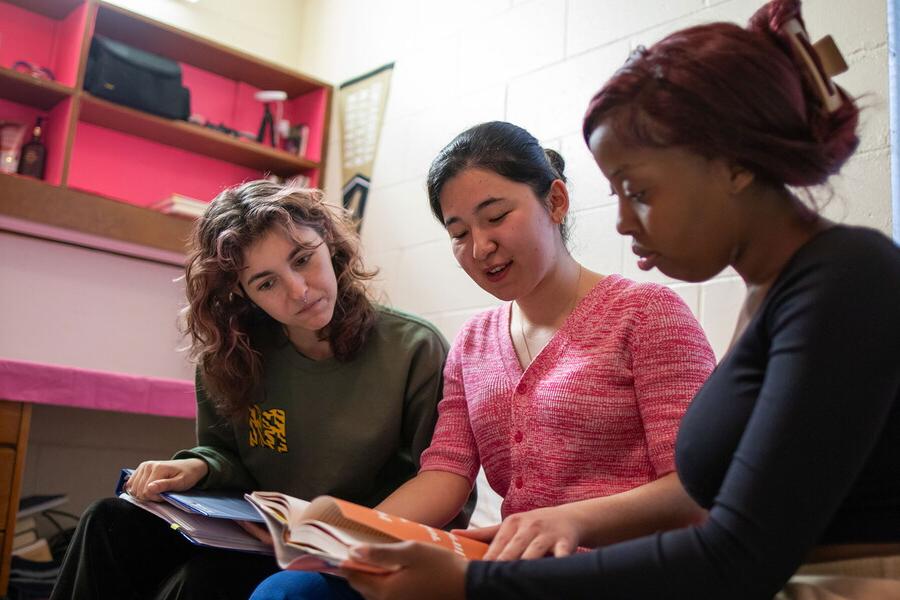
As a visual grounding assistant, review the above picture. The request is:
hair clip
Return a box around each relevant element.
[627,45,649,64]
[782,19,848,113]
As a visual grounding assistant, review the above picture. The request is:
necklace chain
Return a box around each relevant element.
[519,265,584,365]
[520,316,536,363]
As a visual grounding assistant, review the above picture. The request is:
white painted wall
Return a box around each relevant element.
[293,0,891,525]
[104,0,309,72]
[22,404,195,537]
[0,231,196,517]
[0,233,191,379]
[294,0,891,361]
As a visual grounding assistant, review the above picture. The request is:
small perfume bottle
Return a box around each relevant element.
[17,117,47,180]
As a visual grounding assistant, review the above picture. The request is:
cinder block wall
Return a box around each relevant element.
[295,0,891,523]
[298,0,890,357]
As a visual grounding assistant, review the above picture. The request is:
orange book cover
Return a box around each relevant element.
[330,497,487,559]
[246,493,487,574]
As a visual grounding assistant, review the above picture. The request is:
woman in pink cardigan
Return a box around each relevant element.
[372,120,715,558]
[253,120,716,600]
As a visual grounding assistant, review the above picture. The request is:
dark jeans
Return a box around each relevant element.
[50,497,279,600]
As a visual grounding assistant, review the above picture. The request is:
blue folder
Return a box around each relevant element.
[116,468,264,523]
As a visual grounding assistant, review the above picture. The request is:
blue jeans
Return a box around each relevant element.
[249,571,363,600]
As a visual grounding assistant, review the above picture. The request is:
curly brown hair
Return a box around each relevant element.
[182,180,378,418]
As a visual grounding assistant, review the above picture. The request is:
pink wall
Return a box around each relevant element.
[0,4,59,79]
[181,63,326,159]
[0,2,87,88]
[64,63,326,206]
[288,88,329,163]
[0,231,193,381]
[51,2,92,87]
[66,122,263,206]
[180,63,243,129]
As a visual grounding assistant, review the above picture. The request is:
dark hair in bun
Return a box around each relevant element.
[427,121,571,243]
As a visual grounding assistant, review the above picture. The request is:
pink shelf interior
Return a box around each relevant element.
[67,122,262,207]
[3,2,328,214]
[0,96,70,185]
[183,63,327,161]
[181,63,246,134]
[0,1,89,88]
[288,88,328,164]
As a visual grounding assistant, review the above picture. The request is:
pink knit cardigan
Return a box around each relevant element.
[420,275,716,518]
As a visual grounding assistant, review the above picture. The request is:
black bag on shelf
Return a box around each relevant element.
[84,36,190,120]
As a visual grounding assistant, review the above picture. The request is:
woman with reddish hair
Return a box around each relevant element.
[343,1,900,598]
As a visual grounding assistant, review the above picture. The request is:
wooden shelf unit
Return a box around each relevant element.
[78,94,319,176]
[5,0,82,19]
[94,3,328,98]
[0,0,332,263]
[0,173,193,256]
[0,67,75,110]
[0,401,31,598]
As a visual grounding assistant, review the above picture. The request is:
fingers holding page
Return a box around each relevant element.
[452,524,500,543]
[483,506,580,560]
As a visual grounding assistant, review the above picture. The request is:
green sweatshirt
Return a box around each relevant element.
[174,307,472,522]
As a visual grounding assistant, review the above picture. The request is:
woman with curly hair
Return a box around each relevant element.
[51,180,469,600]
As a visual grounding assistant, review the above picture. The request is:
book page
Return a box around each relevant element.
[250,491,310,527]
[246,492,488,569]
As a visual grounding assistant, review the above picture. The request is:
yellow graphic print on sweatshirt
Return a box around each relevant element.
[249,406,288,453]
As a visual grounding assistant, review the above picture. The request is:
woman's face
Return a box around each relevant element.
[238,224,338,334]
[588,121,742,282]
[439,167,566,301]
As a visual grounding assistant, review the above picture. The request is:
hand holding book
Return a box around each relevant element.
[344,541,468,600]
[456,503,581,560]
[126,458,209,502]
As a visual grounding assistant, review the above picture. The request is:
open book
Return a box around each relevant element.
[115,469,271,554]
[246,492,488,574]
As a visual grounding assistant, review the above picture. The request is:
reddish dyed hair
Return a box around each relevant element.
[582,0,859,188]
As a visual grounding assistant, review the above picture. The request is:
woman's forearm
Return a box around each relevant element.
[568,472,706,547]
[376,470,474,528]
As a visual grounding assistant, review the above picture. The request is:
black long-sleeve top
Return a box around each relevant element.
[467,226,900,599]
